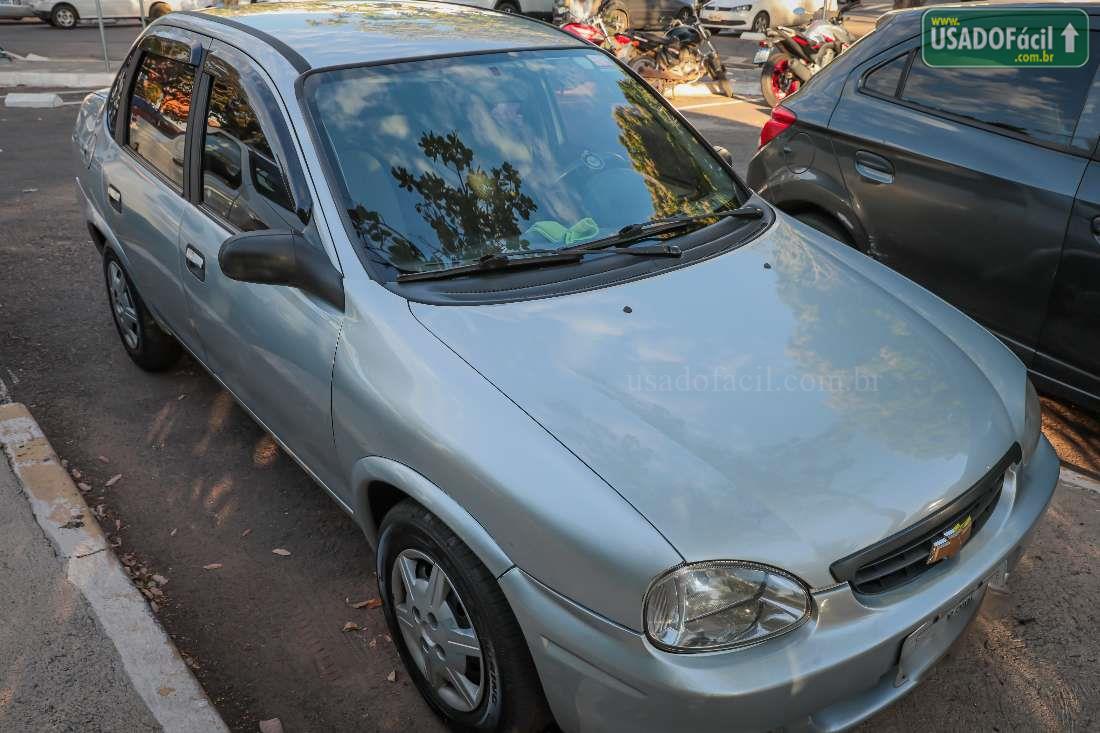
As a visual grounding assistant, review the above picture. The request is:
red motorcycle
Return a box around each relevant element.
[558,0,638,61]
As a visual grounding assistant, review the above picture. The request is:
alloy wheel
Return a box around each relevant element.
[391,548,485,713]
[56,7,75,26]
[107,261,140,350]
[752,11,768,32]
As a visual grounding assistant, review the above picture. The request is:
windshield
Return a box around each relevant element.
[306,49,744,276]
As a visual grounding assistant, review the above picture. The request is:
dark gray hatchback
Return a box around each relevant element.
[748,3,1100,412]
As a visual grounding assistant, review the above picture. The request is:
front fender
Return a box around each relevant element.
[351,455,514,578]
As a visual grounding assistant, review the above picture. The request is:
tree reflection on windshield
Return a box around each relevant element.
[348,130,537,271]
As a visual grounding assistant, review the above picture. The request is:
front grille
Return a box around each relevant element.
[831,444,1021,595]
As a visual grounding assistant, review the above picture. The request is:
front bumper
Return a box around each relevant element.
[502,436,1058,733]
[700,10,750,28]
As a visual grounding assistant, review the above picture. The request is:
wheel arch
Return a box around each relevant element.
[351,456,515,578]
[763,177,871,253]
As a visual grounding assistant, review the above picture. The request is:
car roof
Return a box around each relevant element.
[190,0,585,71]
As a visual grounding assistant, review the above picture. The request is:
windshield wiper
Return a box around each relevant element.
[571,205,764,252]
[396,242,683,283]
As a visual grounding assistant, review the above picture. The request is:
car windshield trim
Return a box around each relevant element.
[299,47,752,285]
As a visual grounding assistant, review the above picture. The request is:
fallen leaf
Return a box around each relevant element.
[150,601,159,613]
[369,637,377,649]
[21,188,38,193]
[114,519,121,531]
[77,482,91,492]
[177,394,187,401]
[351,598,383,610]
[152,574,168,586]
[105,474,123,487]
[271,548,291,556]
[169,528,178,537]
[386,670,397,683]
[157,686,175,697]
[259,719,284,733]
[342,621,361,632]
[241,528,252,538]
[70,468,82,480]
[202,563,223,571]
[97,455,109,463]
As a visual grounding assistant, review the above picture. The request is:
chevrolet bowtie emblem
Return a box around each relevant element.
[927,515,973,565]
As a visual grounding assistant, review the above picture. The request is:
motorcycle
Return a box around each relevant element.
[557,0,732,97]
[557,0,638,61]
[625,4,733,97]
[755,0,858,107]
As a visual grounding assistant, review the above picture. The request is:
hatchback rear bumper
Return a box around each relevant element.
[501,436,1058,733]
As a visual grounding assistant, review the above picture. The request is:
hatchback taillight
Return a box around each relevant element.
[759,105,796,148]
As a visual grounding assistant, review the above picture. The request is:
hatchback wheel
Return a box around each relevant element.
[751,10,769,33]
[103,252,181,371]
[377,501,551,732]
[50,3,78,28]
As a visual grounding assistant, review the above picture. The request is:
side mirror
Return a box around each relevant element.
[219,230,345,310]
[714,145,735,168]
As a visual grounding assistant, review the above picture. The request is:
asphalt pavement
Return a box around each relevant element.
[0,18,139,61]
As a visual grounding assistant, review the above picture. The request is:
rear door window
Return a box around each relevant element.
[200,73,294,231]
[898,47,1100,146]
[127,52,196,189]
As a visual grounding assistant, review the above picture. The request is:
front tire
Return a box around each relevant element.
[602,1,630,32]
[751,10,769,32]
[103,251,181,371]
[377,501,551,732]
[50,3,78,28]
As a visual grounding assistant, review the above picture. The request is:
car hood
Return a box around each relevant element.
[410,218,1019,588]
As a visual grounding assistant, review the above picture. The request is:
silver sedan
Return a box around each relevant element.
[73,2,1059,731]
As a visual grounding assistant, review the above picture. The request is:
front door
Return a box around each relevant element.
[178,42,346,495]
[830,41,1100,361]
[100,29,203,345]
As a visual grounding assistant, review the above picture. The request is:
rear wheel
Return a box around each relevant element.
[50,3,78,28]
[377,501,551,732]
[147,2,170,19]
[603,2,630,32]
[793,211,856,248]
[705,53,734,96]
[103,251,181,371]
[494,0,519,12]
[760,50,799,107]
[751,10,769,32]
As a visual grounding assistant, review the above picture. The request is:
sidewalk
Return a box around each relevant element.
[0,58,115,89]
[0,456,159,731]
[0,403,228,733]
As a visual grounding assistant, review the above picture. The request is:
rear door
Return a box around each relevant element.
[829,37,1100,362]
[99,29,205,348]
[1033,80,1100,408]
[178,41,345,494]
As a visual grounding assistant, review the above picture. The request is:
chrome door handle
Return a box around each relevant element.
[185,245,206,282]
[107,184,122,213]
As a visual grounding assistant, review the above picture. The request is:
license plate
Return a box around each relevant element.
[753,48,771,64]
[895,583,984,688]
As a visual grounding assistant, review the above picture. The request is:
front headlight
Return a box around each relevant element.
[644,561,811,652]
[732,4,754,10]
[1021,379,1041,465]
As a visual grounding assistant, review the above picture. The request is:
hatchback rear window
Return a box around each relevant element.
[898,48,1100,146]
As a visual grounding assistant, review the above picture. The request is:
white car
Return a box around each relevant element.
[440,0,555,17]
[31,0,210,28]
[700,0,820,34]
[0,0,37,20]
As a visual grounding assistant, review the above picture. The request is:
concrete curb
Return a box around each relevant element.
[0,71,114,88]
[0,403,229,733]
[1061,465,1100,494]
